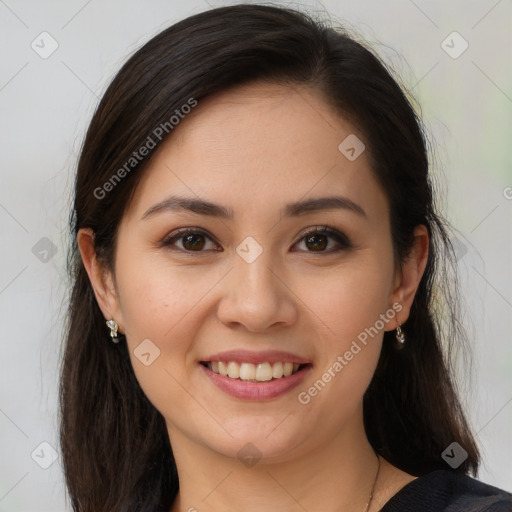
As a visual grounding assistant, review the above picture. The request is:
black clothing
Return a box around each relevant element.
[381,469,512,511]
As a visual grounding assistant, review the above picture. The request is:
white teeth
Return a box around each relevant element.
[218,361,228,376]
[239,363,256,380]
[272,361,283,378]
[283,362,294,377]
[207,360,304,381]
[255,362,273,381]
[227,361,240,379]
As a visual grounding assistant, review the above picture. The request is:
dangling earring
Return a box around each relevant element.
[106,319,120,343]
[395,324,405,344]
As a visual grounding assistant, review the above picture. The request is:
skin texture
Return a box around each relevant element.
[79,82,429,511]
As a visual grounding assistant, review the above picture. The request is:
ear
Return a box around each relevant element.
[387,224,429,329]
[77,228,124,333]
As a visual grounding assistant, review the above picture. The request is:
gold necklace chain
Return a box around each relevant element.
[363,455,381,512]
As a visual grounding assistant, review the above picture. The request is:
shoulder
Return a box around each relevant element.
[380,469,512,512]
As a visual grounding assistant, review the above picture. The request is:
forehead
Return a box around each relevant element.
[124,82,387,223]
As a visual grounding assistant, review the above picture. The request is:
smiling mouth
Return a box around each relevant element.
[200,361,310,382]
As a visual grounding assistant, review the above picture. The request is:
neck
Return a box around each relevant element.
[168,407,381,512]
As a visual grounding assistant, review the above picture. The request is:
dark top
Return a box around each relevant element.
[380,470,512,511]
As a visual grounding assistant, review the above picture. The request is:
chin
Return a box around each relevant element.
[203,418,310,464]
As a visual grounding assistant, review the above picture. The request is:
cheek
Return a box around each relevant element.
[113,248,234,390]
[299,257,393,343]
[293,256,392,405]
[114,257,213,418]
[115,236,219,338]
[294,274,387,429]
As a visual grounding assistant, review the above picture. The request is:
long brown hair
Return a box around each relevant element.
[60,4,480,511]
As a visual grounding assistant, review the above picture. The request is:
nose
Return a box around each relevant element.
[216,245,298,333]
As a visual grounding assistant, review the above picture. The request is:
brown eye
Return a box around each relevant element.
[162,228,219,252]
[182,233,206,251]
[304,233,328,251]
[293,226,351,253]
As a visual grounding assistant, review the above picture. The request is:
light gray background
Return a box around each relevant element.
[0,1,511,510]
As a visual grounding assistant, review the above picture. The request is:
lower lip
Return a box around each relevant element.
[200,363,312,401]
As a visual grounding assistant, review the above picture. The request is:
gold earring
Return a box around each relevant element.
[106,319,120,343]
[395,324,405,344]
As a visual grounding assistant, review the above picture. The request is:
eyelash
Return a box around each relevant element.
[161,225,352,255]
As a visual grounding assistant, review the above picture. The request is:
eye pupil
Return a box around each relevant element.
[306,234,328,251]
[183,234,205,250]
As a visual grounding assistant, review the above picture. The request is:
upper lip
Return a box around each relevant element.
[201,349,312,365]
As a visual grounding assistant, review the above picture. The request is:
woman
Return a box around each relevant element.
[60,4,512,511]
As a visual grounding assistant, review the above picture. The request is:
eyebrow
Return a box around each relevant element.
[141,194,367,221]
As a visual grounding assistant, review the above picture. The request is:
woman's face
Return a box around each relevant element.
[107,82,406,462]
